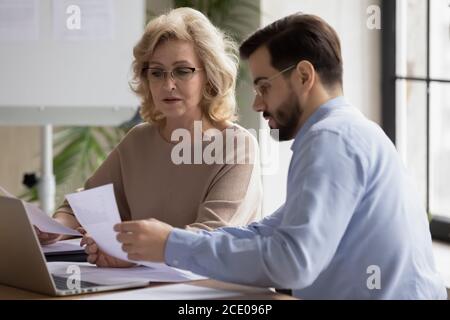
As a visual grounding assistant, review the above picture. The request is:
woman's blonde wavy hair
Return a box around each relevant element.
[130,7,239,125]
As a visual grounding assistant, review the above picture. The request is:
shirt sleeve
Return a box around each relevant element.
[165,130,367,289]
[185,131,263,231]
[197,205,285,239]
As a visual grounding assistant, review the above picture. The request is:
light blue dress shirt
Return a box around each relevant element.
[165,97,447,299]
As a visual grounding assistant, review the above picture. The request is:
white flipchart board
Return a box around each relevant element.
[0,0,146,213]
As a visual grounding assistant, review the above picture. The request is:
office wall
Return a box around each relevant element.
[0,0,145,198]
[260,0,382,215]
[0,127,41,196]
[0,0,144,108]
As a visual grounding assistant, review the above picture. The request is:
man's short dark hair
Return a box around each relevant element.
[239,13,343,89]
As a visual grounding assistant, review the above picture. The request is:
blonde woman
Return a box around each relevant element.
[35,7,262,267]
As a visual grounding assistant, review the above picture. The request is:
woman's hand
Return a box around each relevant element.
[80,232,136,268]
[34,226,63,245]
[114,218,173,262]
[35,214,83,245]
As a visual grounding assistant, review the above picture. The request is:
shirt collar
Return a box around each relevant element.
[290,96,349,151]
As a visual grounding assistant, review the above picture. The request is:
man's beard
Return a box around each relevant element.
[264,92,302,141]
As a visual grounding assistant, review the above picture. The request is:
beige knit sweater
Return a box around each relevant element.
[55,122,263,231]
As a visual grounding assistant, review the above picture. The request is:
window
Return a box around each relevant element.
[382,0,450,239]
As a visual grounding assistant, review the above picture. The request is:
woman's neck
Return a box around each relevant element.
[160,114,218,143]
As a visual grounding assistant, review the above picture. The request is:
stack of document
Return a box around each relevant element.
[48,262,205,285]
[42,238,85,256]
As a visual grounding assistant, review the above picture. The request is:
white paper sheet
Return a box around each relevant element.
[0,0,39,42]
[81,283,246,300]
[65,184,204,280]
[25,202,82,236]
[48,262,206,286]
[65,184,130,261]
[42,238,84,254]
[0,185,81,236]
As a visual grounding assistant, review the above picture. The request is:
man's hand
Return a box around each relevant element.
[80,233,136,268]
[114,218,173,263]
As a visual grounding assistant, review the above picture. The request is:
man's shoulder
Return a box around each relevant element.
[298,107,395,172]
[308,107,383,147]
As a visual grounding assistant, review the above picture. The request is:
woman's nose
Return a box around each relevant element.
[162,73,177,91]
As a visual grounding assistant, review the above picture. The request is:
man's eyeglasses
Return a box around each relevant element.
[143,67,203,83]
[253,64,296,97]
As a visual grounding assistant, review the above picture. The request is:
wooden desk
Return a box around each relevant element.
[0,279,295,300]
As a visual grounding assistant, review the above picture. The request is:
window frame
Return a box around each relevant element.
[381,0,450,242]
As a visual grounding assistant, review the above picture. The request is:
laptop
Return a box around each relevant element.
[0,195,149,296]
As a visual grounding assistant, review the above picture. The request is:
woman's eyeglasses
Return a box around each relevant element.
[143,67,203,83]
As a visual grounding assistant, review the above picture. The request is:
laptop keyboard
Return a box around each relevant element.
[52,275,101,290]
